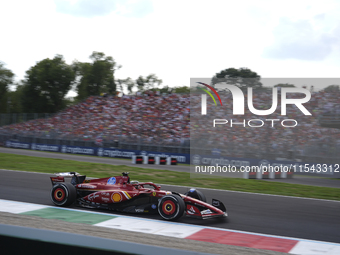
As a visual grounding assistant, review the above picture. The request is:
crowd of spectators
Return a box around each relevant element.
[0,93,190,146]
[0,88,339,160]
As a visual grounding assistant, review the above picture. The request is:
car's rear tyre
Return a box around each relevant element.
[51,182,76,207]
[185,188,206,202]
[158,194,185,221]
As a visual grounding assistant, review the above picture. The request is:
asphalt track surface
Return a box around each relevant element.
[0,148,340,244]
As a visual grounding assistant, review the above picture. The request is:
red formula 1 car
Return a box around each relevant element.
[50,172,227,221]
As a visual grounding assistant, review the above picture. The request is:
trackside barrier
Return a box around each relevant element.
[243,170,256,179]
[132,155,143,164]
[167,157,177,165]
[275,170,281,179]
[155,156,167,165]
[269,171,275,179]
[261,170,269,179]
[132,156,177,165]
[286,168,294,178]
[143,156,155,164]
[243,168,294,179]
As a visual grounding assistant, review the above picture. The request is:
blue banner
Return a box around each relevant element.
[6,141,30,149]
[5,140,190,164]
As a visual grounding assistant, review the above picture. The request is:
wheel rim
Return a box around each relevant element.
[158,195,184,220]
[54,188,65,201]
[162,200,176,215]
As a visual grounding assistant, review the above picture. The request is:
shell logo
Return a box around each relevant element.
[111,192,122,203]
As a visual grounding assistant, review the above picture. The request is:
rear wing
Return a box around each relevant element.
[50,172,85,186]
[50,176,65,185]
[55,172,80,177]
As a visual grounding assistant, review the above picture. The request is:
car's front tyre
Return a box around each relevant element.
[158,194,185,221]
[50,182,76,206]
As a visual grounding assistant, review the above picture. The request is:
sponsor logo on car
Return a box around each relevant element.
[111,192,122,202]
[101,197,110,202]
[201,209,213,215]
[51,178,64,182]
[88,193,99,201]
[186,205,201,216]
[78,184,96,189]
[212,200,220,207]
[187,206,197,215]
[107,177,116,185]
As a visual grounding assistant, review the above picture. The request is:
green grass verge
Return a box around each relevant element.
[0,153,339,201]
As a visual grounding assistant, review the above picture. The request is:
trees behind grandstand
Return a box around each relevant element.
[115,74,163,95]
[0,62,14,113]
[136,74,162,91]
[21,55,75,113]
[116,77,136,94]
[0,52,171,114]
[274,83,296,87]
[211,67,262,89]
[73,52,120,101]
[324,84,340,92]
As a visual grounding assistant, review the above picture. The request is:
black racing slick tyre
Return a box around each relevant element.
[158,194,185,221]
[50,182,76,207]
[185,188,206,202]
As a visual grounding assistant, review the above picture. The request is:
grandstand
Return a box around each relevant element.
[0,94,190,154]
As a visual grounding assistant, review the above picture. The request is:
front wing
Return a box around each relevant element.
[184,197,227,219]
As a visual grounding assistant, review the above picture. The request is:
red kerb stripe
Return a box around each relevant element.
[185,229,298,253]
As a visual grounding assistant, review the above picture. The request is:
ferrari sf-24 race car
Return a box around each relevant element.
[50,172,227,221]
